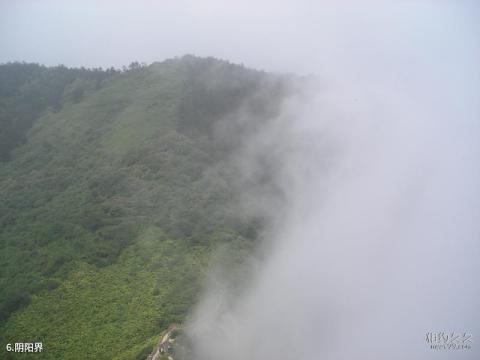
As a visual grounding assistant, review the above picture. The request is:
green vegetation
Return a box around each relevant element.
[0,62,118,161]
[0,56,290,359]
[2,226,212,360]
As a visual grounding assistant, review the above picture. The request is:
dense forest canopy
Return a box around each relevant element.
[0,56,293,359]
[0,62,120,161]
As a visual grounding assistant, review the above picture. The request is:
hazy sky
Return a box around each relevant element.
[1,0,478,75]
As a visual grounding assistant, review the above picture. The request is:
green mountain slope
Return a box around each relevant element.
[0,56,291,359]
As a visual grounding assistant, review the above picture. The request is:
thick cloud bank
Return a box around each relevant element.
[185,6,480,358]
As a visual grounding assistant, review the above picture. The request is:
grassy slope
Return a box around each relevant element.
[0,56,286,359]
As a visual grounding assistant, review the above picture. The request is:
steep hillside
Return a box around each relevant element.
[0,56,292,359]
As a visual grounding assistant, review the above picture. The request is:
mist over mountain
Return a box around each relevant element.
[1,51,478,360]
[1,1,479,360]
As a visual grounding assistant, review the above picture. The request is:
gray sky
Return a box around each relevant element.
[0,0,478,76]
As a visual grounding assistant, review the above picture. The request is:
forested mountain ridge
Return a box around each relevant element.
[0,56,293,359]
